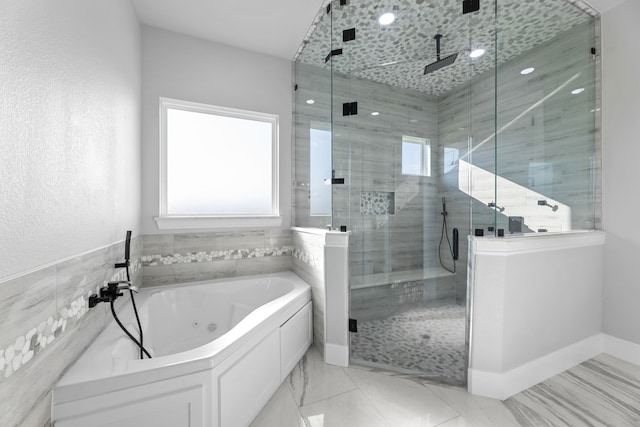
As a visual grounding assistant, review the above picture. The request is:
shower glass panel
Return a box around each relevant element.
[324,0,487,386]
[293,0,599,387]
[490,0,598,235]
[293,11,333,229]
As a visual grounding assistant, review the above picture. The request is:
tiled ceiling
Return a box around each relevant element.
[296,0,596,96]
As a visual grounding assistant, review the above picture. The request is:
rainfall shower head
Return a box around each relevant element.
[424,34,458,75]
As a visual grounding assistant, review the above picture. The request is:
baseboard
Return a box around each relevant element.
[324,343,349,367]
[603,334,640,365]
[468,334,604,400]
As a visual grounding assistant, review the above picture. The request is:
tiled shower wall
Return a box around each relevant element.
[294,62,443,278]
[0,237,142,427]
[438,20,600,240]
[294,22,599,304]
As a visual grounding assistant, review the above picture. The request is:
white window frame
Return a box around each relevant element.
[155,97,281,230]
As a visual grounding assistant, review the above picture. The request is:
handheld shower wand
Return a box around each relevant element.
[115,230,150,359]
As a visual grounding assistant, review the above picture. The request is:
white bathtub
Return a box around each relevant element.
[52,272,312,427]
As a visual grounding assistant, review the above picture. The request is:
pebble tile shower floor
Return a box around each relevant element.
[350,303,466,385]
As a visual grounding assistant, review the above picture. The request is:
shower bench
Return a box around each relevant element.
[350,267,458,322]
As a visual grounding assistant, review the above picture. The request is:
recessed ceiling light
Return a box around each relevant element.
[520,67,535,75]
[378,12,395,26]
[469,48,485,59]
[371,111,380,116]
[306,99,315,104]
[571,88,585,95]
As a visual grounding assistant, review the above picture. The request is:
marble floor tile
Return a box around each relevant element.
[345,366,460,427]
[250,382,306,427]
[287,346,357,407]
[299,389,392,427]
[436,416,476,427]
[267,346,640,427]
[423,384,520,427]
[504,354,640,427]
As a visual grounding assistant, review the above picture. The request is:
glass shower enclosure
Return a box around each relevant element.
[293,0,598,386]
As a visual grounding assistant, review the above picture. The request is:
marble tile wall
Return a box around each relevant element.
[290,229,326,356]
[294,62,444,280]
[0,236,142,427]
[438,20,600,242]
[141,230,294,287]
[351,276,458,322]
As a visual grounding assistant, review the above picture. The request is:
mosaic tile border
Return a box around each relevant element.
[292,248,322,270]
[142,247,294,266]
[142,246,322,270]
[0,262,140,382]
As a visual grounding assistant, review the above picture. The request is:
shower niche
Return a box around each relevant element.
[293,0,599,386]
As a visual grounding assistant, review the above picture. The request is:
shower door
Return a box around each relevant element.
[326,0,492,385]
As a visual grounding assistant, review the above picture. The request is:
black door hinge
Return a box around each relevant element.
[463,0,480,14]
[343,28,356,42]
[343,101,358,116]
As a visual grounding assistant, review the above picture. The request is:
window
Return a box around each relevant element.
[156,98,281,229]
[402,135,431,176]
[309,125,332,216]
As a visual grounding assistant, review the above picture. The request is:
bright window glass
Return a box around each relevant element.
[161,98,278,217]
[310,126,332,216]
[402,136,431,177]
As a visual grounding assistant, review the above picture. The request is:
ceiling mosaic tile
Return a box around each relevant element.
[295,0,596,96]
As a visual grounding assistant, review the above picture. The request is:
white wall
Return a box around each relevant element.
[0,0,142,280]
[0,2,141,425]
[469,232,605,399]
[601,0,640,346]
[140,26,293,234]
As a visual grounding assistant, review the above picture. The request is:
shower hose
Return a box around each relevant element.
[110,262,153,359]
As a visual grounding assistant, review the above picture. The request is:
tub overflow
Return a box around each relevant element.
[208,323,217,332]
